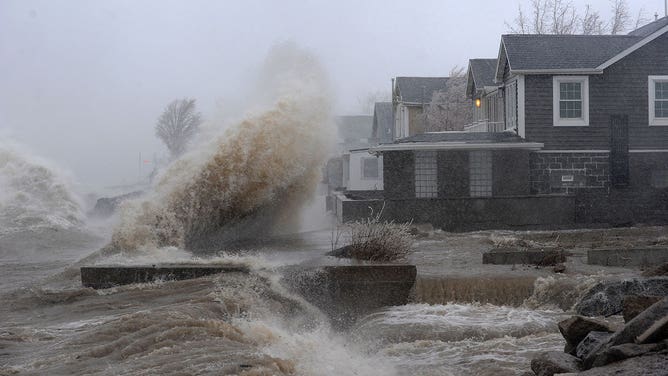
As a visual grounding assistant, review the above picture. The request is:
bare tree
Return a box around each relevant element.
[425,67,472,132]
[549,0,578,34]
[581,5,605,35]
[155,98,202,159]
[506,0,647,35]
[609,0,630,34]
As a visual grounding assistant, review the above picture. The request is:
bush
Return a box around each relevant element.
[341,208,413,262]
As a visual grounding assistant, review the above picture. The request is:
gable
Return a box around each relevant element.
[395,77,449,104]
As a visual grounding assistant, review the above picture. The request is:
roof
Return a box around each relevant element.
[372,102,393,143]
[335,115,373,141]
[628,16,668,37]
[369,131,544,153]
[398,131,526,143]
[394,77,449,104]
[501,34,640,71]
[467,58,498,97]
[496,18,668,80]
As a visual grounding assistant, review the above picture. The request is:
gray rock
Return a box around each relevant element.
[91,191,143,217]
[611,296,668,346]
[531,351,581,376]
[636,314,668,344]
[575,331,612,359]
[576,352,668,376]
[623,295,663,322]
[575,277,668,317]
[583,296,668,369]
[591,341,668,367]
[558,316,616,352]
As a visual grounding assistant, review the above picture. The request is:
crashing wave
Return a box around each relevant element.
[111,43,334,252]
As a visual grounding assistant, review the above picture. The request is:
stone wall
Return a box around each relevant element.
[530,152,610,194]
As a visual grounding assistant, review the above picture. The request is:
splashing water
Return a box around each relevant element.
[112,43,334,252]
[0,141,84,237]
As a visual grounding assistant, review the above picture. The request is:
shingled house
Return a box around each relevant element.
[466,58,504,132]
[393,77,449,138]
[334,17,668,229]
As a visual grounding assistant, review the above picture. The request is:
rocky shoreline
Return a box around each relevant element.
[527,265,668,376]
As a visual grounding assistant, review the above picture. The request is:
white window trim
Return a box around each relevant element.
[553,76,589,127]
[649,75,668,126]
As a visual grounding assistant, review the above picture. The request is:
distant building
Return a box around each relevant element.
[393,77,449,138]
[325,115,383,194]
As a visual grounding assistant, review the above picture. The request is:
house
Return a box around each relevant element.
[495,18,668,196]
[465,58,504,132]
[335,17,668,229]
[372,102,394,144]
[393,77,449,138]
[325,115,383,194]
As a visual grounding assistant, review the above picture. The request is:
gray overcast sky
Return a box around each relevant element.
[0,0,663,190]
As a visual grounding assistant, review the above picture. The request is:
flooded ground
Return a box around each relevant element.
[2,224,659,376]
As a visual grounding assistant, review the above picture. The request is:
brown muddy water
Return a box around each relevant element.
[0,226,643,376]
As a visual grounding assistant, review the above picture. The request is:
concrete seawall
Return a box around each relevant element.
[587,247,668,267]
[282,264,417,329]
[80,264,250,289]
[80,263,417,329]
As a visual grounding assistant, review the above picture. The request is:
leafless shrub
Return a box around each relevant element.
[340,205,414,262]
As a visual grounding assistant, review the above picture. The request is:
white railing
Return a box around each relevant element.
[463,120,506,133]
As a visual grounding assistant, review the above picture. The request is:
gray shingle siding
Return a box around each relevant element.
[523,32,668,150]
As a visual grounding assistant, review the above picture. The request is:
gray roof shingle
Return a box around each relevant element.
[469,59,498,88]
[501,34,641,71]
[628,16,668,37]
[395,77,449,104]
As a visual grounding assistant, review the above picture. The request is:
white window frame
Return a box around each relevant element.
[553,76,589,127]
[649,75,668,126]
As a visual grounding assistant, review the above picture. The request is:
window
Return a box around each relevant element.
[649,76,668,126]
[651,170,668,189]
[469,150,492,197]
[505,80,517,131]
[415,151,437,198]
[361,157,379,179]
[553,76,589,126]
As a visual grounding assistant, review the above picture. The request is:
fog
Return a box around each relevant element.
[0,0,661,191]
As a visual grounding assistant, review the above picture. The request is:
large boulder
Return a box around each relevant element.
[591,341,668,367]
[558,316,616,353]
[575,277,668,317]
[584,296,668,369]
[575,352,668,376]
[575,331,612,360]
[91,191,143,217]
[623,295,664,322]
[530,351,581,376]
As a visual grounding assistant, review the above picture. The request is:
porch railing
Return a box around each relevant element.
[463,120,506,133]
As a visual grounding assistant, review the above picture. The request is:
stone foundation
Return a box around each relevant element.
[530,152,610,194]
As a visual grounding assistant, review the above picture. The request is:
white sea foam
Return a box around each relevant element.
[0,140,84,236]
